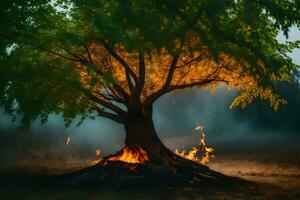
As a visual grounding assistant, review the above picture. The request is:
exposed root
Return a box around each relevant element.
[59,147,246,189]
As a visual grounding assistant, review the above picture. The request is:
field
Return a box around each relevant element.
[1,154,299,200]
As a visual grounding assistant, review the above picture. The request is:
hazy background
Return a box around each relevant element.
[0,28,299,176]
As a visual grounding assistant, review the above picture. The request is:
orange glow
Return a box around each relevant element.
[95,149,101,156]
[90,149,102,165]
[72,34,285,115]
[66,136,71,145]
[175,125,214,164]
[77,40,263,105]
[108,146,149,164]
[90,159,102,165]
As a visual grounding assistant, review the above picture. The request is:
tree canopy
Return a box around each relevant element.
[0,0,299,127]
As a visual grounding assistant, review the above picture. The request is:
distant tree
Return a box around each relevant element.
[0,0,299,186]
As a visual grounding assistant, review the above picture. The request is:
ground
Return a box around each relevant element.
[1,154,300,200]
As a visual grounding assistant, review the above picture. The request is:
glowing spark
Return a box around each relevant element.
[90,149,102,165]
[95,149,101,156]
[194,125,204,132]
[66,136,71,145]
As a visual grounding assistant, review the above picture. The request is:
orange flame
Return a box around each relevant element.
[108,146,149,164]
[90,149,102,165]
[95,149,101,156]
[175,125,214,164]
[90,159,102,165]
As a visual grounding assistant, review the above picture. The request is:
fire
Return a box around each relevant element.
[66,136,71,145]
[90,159,102,165]
[175,125,214,165]
[108,146,149,164]
[95,149,101,156]
[91,149,102,165]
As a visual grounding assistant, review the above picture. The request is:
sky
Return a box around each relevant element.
[0,27,299,169]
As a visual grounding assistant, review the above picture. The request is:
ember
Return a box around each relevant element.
[65,137,71,145]
[91,149,102,165]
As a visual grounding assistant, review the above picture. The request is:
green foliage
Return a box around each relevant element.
[0,45,91,128]
[102,71,118,86]
[229,87,288,111]
[0,0,299,127]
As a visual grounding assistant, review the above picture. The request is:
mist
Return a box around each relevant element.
[0,28,300,170]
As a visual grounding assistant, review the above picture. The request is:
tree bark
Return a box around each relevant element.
[123,108,173,164]
[61,107,243,188]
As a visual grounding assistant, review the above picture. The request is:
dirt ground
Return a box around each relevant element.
[1,155,300,200]
[0,172,298,200]
[208,155,300,191]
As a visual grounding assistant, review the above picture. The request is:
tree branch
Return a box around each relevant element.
[132,53,146,105]
[59,45,88,63]
[84,45,93,63]
[94,107,124,123]
[144,53,180,107]
[126,70,135,94]
[100,41,138,86]
[138,52,146,88]
[169,4,271,69]
[0,34,83,63]
[106,85,126,102]
[163,53,180,89]
[2,34,132,112]
[176,55,203,68]
[112,84,130,104]
[89,94,126,116]
[175,64,192,85]
[144,63,225,108]
[169,79,228,91]
[98,92,124,104]
[80,94,125,124]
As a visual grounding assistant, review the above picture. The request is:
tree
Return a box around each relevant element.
[0,0,299,187]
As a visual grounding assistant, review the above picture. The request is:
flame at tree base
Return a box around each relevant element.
[87,125,213,168]
[88,146,149,167]
[62,127,237,188]
[175,125,214,165]
[107,146,149,164]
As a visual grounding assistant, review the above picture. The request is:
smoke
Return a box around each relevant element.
[0,28,299,169]
[1,82,300,169]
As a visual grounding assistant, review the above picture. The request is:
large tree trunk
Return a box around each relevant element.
[61,109,244,188]
[124,111,161,148]
[123,110,173,164]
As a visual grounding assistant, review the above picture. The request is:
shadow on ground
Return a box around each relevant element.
[0,168,300,200]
